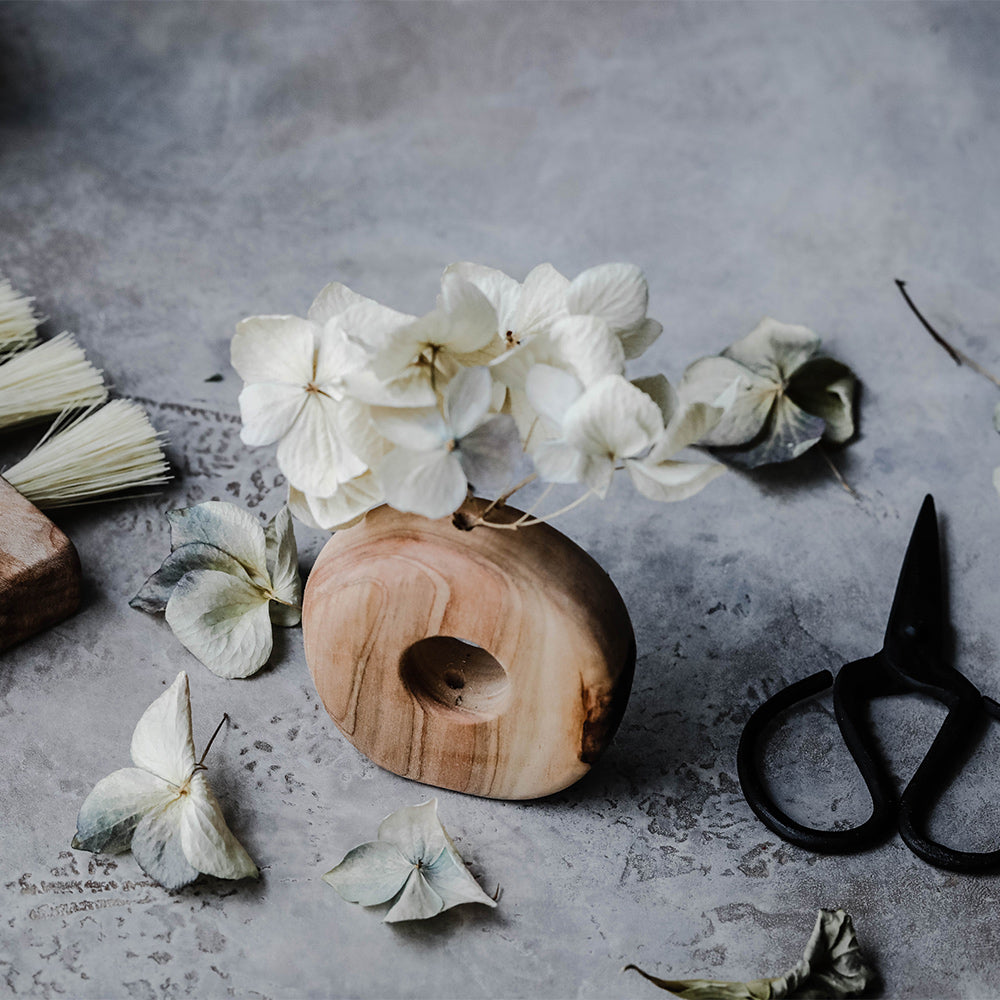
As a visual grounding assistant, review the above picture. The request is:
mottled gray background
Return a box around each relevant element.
[2,2,1000,997]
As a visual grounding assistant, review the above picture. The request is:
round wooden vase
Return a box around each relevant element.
[302,499,636,800]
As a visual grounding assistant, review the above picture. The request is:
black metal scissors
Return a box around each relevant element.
[737,495,1000,873]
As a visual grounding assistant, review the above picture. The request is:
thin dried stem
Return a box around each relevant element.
[195,714,230,771]
[896,278,1000,389]
[819,445,857,499]
[475,488,595,530]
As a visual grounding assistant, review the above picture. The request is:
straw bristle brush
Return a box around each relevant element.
[0,278,172,651]
[0,277,41,355]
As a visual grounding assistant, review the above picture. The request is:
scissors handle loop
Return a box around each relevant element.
[737,660,898,854]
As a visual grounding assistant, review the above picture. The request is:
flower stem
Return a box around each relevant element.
[474,488,595,529]
[818,445,857,499]
[896,279,1000,389]
[196,714,230,770]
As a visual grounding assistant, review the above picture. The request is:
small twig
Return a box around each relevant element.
[819,445,857,499]
[480,473,537,518]
[492,883,502,903]
[475,488,595,530]
[196,713,230,770]
[896,279,1000,389]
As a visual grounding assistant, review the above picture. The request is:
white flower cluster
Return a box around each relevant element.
[231,262,727,530]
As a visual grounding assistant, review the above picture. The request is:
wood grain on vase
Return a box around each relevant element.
[0,477,82,652]
[303,500,635,799]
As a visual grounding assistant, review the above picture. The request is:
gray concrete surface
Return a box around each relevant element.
[2,2,1000,997]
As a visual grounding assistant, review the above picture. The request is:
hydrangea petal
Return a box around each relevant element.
[179,773,258,881]
[726,395,827,469]
[377,448,468,519]
[788,357,856,444]
[422,845,498,912]
[525,363,583,429]
[627,457,726,503]
[372,405,449,452]
[166,503,268,583]
[377,799,449,863]
[443,262,520,334]
[548,315,625,386]
[445,366,493,440]
[532,439,588,485]
[336,299,416,352]
[313,323,371,390]
[306,282,370,326]
[458,415,527,494]
[679,355,775,447]
[276,393,367,496]
[131,796,200,891]
[165,571,273,679]
[231,315,316,384]
[620,317,663,360]
[567,262,649,333]
[384,869,445,923]
[631,374,678,425]
[438,273,501,355]
[723,317,820,381]
[130,542,251,614]
[563,374,663,460]
[237,381,308,448]
[263,506,301,627]
[288,473,383,531]
[322,841,414,905]
[130,672,196,787]
[73,768,173,855]
[514,263,570,337]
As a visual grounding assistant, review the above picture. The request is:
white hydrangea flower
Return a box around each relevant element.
[373,272,504,386]
[373,366,526,519]
[526,366,724,501]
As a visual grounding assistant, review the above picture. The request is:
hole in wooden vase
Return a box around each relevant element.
[400,636,511,719]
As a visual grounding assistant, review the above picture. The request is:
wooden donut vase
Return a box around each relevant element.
[302,499,636,800]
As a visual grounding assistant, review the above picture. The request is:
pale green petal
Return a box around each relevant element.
[179,773,258,881]
[165,571,273,679]
[167,502,268,583]
[632,374,678,425]
[130,542,252,614]
[679,356,776,447]
[377,447,468,519]
[231,315,316,384]
[567,262,648,333]
[129,672,196,787]
[621,317,663,360]
[563,374,663,460]
[377,799,448,864]
[725,395,827,469]
[627,457,726,503]
[422,845,497,912]
[788,357,856,444]
[237,381,308,448]
[650,401,726,461]
[384,869,445,923]
[723,317,820,381]
[264,506,302,627]
[445,366,492,439]
[323,840,414,905]
[131,796,200,891]
[73,768,173,855]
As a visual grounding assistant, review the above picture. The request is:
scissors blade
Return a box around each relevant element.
[883,494,947,670]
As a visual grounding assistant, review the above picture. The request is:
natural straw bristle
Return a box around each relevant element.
[0,278,40,355]
[0,332,108,430]
[5,399,172,509]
